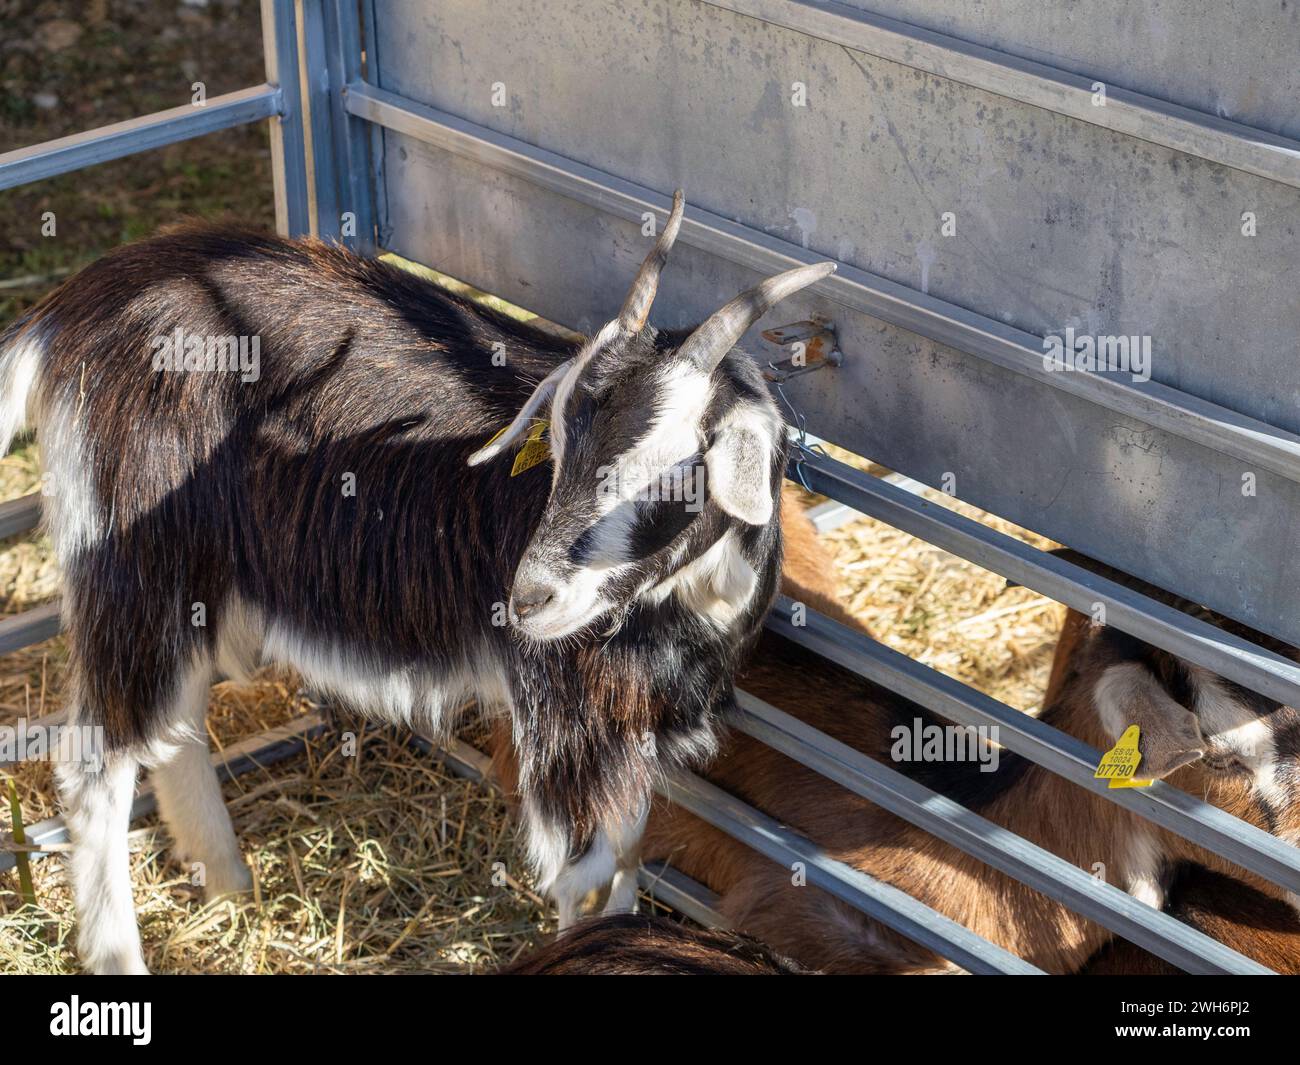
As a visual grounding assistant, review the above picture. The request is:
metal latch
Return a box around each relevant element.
[760,318,842,382]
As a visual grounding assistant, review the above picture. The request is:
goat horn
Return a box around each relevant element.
[616,189,686,334]
[678,261,836,373]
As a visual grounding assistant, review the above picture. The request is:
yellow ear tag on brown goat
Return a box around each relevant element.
[1095,724,1154,788]
[510,420,551,477]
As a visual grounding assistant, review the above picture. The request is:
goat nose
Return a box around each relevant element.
[512,582,557,619]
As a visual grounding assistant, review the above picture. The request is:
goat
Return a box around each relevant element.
[497,864,1300,976]
[0,192,835,973]
[498,865,1300,976]
[496,913,806,975]
[1083,864,1300,974]
[494,537,1300,973]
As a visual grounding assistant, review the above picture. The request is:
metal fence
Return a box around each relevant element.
[1,0,1298,974]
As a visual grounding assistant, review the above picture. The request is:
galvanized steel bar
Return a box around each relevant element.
[0,713,326,873]
[261,0,312,236]
[0,85,282,192]
[663,769,1044,973]
[0,710,725,939]
[637,861,728,929]
[0,710,68,772]
[787,448,1300,708]
[765,598,1300,894]
[299,0,342,241]
[325,0,378,252]
[0,493,40,541]
[0,493,58,658]
[732,689,1272,974]
[398,708,1064,972]
[0,601,61,656]
[701,0,1300,190]
[407,733,495,782]
[357,0,391,248]
[340,81,1300,486]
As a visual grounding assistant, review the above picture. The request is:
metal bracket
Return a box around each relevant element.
[760,317,843,382]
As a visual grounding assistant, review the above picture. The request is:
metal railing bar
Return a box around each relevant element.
[663,769,1044,973]
[417,731,1043,969]
[407,733,494,782]
[0,712,326,873]
[341,80,1300,486]
[787,449,1300,707]
[701,0,1300,190]
[766,598,1300,893]
[0,493,41,541]
[0,601,61,657]
[300,0,343,241]
[261,0,311,237]
[407,728,1037,969]
[637,860,728,929]
[732,688,1270,974]
[320,0,377,252]
[0,709,68,772]
[0,85,282,193]
[410,727,1028,967]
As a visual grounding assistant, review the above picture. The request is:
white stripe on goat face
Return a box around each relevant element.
[602,359,713,512]
[551,355,713,566]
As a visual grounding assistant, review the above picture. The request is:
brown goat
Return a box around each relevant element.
[496,914,807,975]
[499,864,1300,975]
[1084,864,1300,975]
[648,564,1300,971]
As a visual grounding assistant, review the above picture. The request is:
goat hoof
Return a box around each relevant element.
[88,952,150,976]
[203,860,254,901]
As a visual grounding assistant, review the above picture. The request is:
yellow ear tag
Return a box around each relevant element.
[1095,724,1154,788]
[510,420,551,477]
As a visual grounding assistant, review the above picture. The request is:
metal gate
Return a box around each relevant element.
[2,0,1299,974]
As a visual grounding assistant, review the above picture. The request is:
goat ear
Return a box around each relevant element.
[1093,662,1206,779]
[467,358,573,467]
[705,414,776,526]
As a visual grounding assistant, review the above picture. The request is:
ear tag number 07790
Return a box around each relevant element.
[1095,724,1154,788]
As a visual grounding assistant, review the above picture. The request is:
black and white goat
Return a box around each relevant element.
[0,191,833,973]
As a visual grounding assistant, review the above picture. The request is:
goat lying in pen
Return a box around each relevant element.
[499,862,1300,974]
[1082,864,1300,975]
[496,913,806,975]
[497,531,1300,973]
[0,191,835,974]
